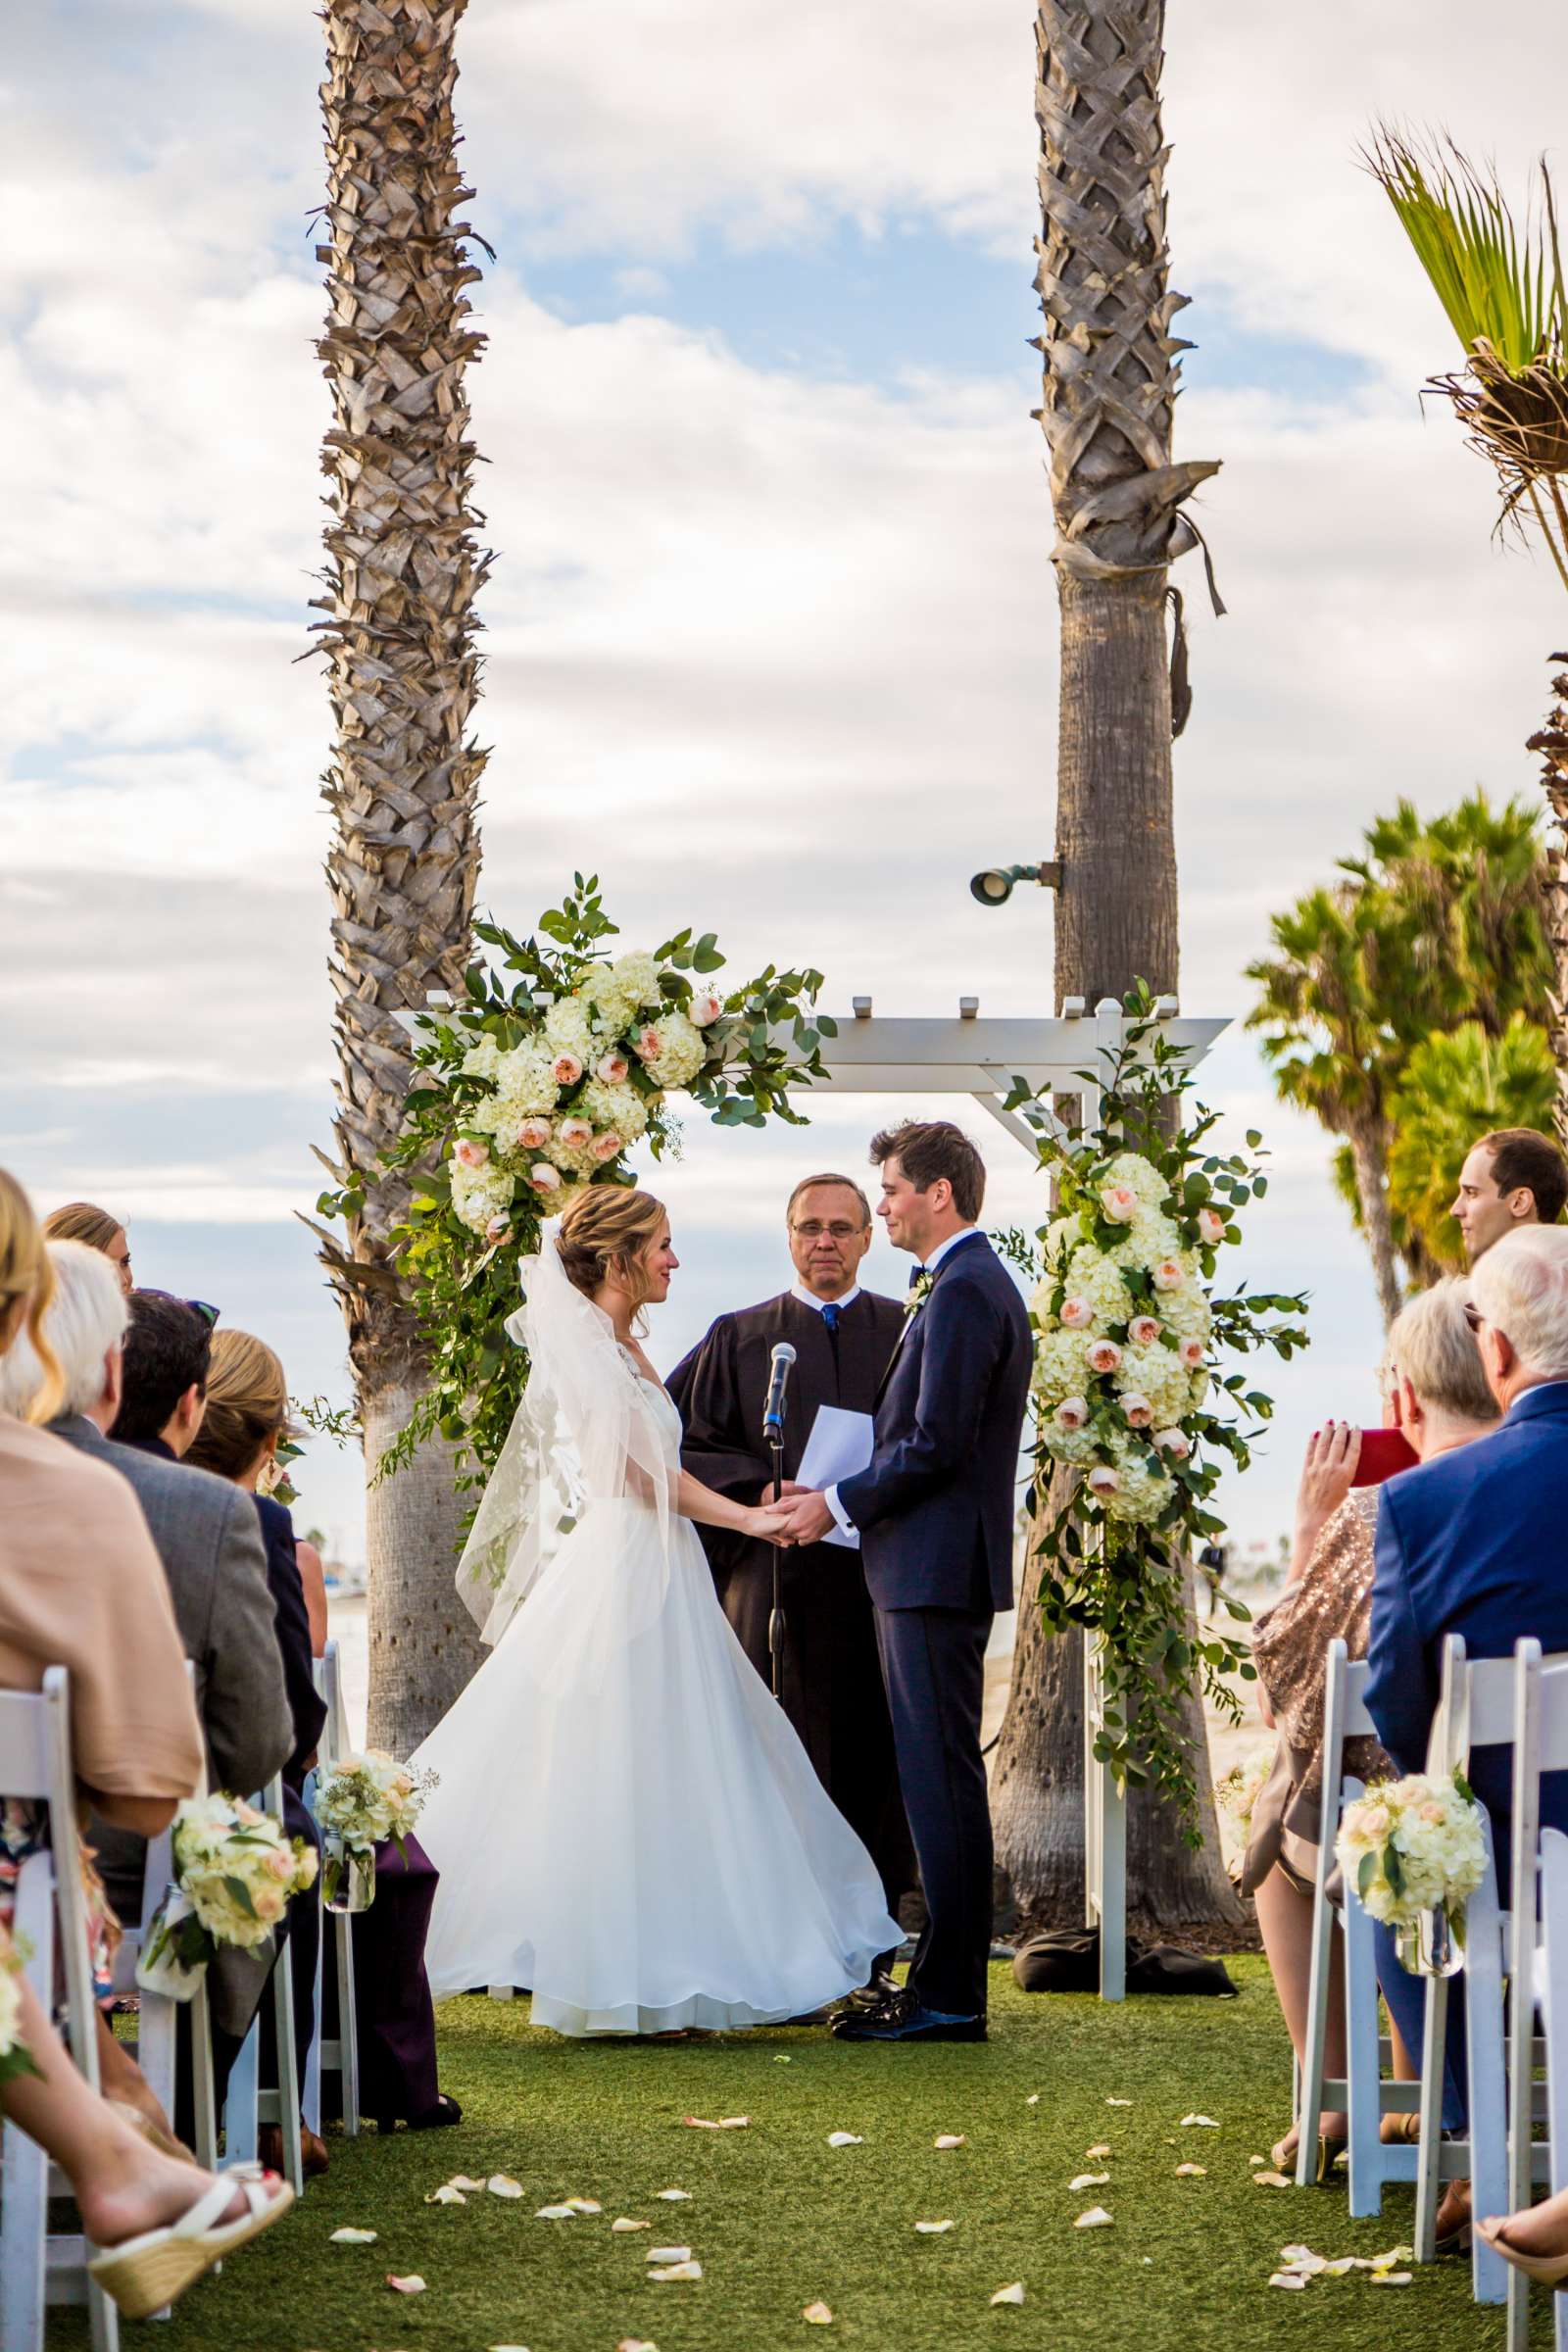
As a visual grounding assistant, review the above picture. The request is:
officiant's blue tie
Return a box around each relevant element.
[820,1301,841,1337]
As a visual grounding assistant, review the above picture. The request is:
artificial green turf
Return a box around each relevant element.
[66,1959,1526,2350]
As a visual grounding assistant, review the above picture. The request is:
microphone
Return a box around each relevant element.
[762,1342,797,1439]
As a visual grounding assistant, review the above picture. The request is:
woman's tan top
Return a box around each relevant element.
[0,1414,204,1805]
[1241,1488,1395,1894]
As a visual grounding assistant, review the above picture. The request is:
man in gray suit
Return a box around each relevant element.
[20,1243,293,2027]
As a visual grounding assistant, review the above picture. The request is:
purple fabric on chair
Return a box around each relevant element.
[318,1832,441,2127]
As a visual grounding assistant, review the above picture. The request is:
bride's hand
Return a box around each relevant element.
[742,1505,793,1546]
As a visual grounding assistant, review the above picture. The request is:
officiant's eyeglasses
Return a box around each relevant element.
[1463,1302,1488,1334]
[791,1219,862,1240]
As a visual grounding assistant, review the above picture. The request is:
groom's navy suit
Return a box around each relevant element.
[836,1230,1032,2018]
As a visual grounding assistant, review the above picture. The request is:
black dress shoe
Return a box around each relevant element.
[831,1988,986,2042]
[841,1969,902,2012]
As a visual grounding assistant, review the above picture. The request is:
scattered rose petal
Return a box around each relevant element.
[488,2175,525,2198]
[1174,2164,1207,2178]
[914,2221,956,2234]
[774,2055,794,2065]
[1268,2274,1308,2291]
[1068,2173,1110,2191]
[1074,2208,1113,2230]
[647,2247,691,2265]
[425,2184,466,2204]
[1085,2143,1111,2158]
[612,2218,652,2233]
[934,2133,966,2150]
[564,2197,602,2214]
[989,2282,1026,2307]
[1252,2172,1292,2189]
[1248,2155,1265,2168]
[1370,2273,1413,2287]
[1371,2246,1414,2269]
[683,2115,749,2130]
[648,2260,703,2281]
[449,2174,487,2190]
[386,2275,426,2294]
[617,2341,658,2352]
[490,2344,531,2350]
[656,2189,693,2201]
[1025,2093,1040,2106]
[330,2227,377,2243]
[1180,2115,1220,2129]
[536,2205,579,2221]
[1279,2247,1324,2274]
[826,2132,863,2148]
[803,2302,834,2326]
[1321,2259,1357,2277]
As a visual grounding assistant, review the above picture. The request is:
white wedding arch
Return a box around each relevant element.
[399,987,1228,2002]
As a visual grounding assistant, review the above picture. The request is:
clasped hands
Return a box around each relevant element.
[750,1480,836,1548]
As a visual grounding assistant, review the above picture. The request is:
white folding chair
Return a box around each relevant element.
[303,1642,360,2140]
[220,1776,304,2197]
[1296,1640,1418,2201]
[0,1669,120,2352]
[1502,1643,1568,2352]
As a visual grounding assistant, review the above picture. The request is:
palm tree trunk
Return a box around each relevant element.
[314,0,492,1753]
[992,0,1244,1939]
[1346,1116,1402,1329]
[1529,656,1568,1151]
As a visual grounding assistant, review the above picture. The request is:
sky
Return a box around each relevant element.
[2,0,1561,1565]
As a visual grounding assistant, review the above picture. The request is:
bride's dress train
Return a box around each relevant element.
[410,1250,900,2035]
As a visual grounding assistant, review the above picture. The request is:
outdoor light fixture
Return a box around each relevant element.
[968,860,1062,907]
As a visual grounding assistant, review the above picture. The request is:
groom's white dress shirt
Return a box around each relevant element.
[824,1228,982,1536]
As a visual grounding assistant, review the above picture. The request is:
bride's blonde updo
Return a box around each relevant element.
[556,1187,667,1309]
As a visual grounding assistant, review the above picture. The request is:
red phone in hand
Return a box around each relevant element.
[1350,1428,1419,1487]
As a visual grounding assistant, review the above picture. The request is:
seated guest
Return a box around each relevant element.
[42,1200,134,1297]
[1450,1126,1568,1264]
[1246,1280,1498,2176]
[187,1331,457,2135]
[0,1191,206,2153]
[1368,1226,1568,2244]
[33,1274,295,2131]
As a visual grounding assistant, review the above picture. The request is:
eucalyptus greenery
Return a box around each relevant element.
[315,877,832,1489]
[1003,984,1309,1837]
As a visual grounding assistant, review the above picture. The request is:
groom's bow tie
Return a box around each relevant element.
[907,1261,927,1288]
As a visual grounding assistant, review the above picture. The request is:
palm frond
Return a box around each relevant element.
[1365,127,1563,375]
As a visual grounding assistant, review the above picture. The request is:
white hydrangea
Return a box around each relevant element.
[543,996,598,1060]
[1108,1211,1182,1269]
[461,1035,503,1081]
[1099,1433,1176,1525]
[1033,1328,1093,1406]
[610,951,663,1011]
[487,1042,559,1122]
[451,1156,515,1236]
[1063,1246,1130,1327]
[1114,1345,1192,1428]
[1334,1772,1487,1926]
[580,1080,648,1143]
[1103,1151,1168,1209]
[1159,1283,1212,1344]
[633,1008,708,1089]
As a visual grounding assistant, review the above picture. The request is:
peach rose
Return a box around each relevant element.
[558,1116,594,1149]
[551,1052,583,1087]
[1359,1805,1391,1839]
[1128,1314,1161,1348]
[233,1801,262,1827]
[1153,1426,1191,1459]
[1101,1183,1139,1224]
[688,990,724,1028]
[1179,1338,1205,1369]
[591,1131,622,1162]
[254,1886,285,1924]
[1120,1392,1154,1429]
[1152,1258,1186,1293]
[515,1116,553,1152]
[1197,1206,1226,1245]
[485,1213,513,1245]
[635,1025,663,1062]
[529,1162,563,1194]
[1060,1296,1095,1330]
[1054,1396,1090,1432]
[1086,1339,1123,1375]
[453,1137,489,1168]
[1087,1463,1121,1496]
[1418,1800,1446,1826]
[595,1052,630,1084]
[265,1846,296,1882]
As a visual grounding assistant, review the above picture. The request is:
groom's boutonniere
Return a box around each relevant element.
[905,1269,935,1321]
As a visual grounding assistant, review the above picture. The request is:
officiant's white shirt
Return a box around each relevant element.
[824,1228,982,1534]
[791,1281,863,1312]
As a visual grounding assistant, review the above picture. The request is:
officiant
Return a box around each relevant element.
[667,1174,916,1928]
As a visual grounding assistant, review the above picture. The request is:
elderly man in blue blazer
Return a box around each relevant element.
[776,1119,1032,2041]
[1366,1226,1568,2193]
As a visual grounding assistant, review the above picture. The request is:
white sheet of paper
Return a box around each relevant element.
[797,1404,875,1550]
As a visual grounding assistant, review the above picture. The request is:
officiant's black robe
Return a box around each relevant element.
[667,1290,917,1917]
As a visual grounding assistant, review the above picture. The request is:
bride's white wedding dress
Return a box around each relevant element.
[410,1238,900,2036]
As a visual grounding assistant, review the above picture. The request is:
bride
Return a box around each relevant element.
[411,1185,902,2035]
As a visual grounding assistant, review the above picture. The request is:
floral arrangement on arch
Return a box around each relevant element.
[998,984,1309,1836]
[318,876,834,1485]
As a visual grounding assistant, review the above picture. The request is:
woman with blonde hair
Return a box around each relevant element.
[42,1200,133,1297]
[412,1188,901,2035]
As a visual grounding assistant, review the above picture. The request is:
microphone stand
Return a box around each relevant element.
[767,1423,786,1703]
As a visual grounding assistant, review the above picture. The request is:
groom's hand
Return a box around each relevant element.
[776,1488,834,1545]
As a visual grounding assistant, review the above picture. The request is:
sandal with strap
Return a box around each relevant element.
[88,2163,295,2321]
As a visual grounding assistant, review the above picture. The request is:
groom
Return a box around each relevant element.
[775,1120,1031,2041]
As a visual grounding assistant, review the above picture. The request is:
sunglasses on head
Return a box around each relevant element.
[137,1288,220,1330]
